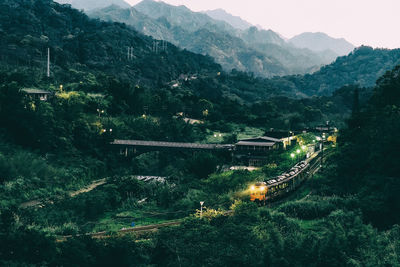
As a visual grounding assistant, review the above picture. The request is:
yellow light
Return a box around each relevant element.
[250,185,255,190]
[290,153,295,158]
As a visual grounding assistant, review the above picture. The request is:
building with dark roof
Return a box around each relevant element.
[234,136,284,166]
[235,137,283,152]
[22,88,52,101]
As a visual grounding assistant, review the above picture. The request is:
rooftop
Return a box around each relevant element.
[22,88,52,94]
[236,141,276,147]
[239,136,283,143]
[111,139,234,150]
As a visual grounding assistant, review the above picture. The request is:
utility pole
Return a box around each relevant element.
[321,133,325,169]
[47,47,50,78]
[200,201,204,218]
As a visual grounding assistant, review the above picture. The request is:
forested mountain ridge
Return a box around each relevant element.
[283,46,400,96]
[1,0,399,102]
[0,0,221,88]
[55,0,130,10]
[90,2,338,77]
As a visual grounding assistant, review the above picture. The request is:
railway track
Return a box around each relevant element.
[59,149,334,241]
[58,220,182,242]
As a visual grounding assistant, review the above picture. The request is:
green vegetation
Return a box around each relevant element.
[1,0,400,266]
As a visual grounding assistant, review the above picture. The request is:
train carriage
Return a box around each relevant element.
[249,161,310,204]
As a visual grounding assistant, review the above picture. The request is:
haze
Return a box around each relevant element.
[126,0,400,49]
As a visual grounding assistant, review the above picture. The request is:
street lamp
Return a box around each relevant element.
[102,128,112,133]
[290,153,295,164]
[296,149,301,162]
[97,109,105,117]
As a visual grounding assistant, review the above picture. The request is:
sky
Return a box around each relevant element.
[125,0,400,49]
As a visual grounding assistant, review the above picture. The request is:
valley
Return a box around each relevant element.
[0,0,400,266]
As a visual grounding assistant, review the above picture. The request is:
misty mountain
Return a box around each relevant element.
[240,26,286,47]
[289,32,355,56]
[1,0,400,104]
[204,8,252,30]
[90,2,338,77]
[55,0,130,10]
[134,0,238,35]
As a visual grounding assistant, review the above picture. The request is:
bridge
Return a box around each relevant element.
[111,139,234,156]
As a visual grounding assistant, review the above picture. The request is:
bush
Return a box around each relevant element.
[278,200,336,220]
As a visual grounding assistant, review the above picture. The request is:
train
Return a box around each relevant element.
[249,160,312,205]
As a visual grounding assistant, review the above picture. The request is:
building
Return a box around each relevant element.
[264,130,298,149]
[234,136,284,166]
[235,136,283,152]
[22,88,52,101]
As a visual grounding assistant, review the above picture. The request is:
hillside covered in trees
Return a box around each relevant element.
[1,60,399,267]
[89,2,337,77]
[0,0,400,266]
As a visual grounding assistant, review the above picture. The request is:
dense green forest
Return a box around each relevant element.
[3,47,399,267]
[0,0,400,266]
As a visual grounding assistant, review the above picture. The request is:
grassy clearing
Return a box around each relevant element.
[236,126,265,140]
[91,203,179,233]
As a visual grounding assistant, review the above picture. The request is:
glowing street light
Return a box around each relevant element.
[97,109,105,117]
[296,149,301,154]
[290,153,295,159]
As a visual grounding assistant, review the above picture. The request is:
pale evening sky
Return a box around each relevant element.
[125,0,400,49]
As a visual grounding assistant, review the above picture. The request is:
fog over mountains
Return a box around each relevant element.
[203,8,252,30]
[53,0,357,78]
[289,32,355,56]
[79,0,359,77]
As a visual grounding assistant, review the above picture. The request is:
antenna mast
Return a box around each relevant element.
[47,47,50,77]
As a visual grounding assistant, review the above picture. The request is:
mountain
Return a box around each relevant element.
[134,0,237,35]
[240,26,286,47]
[90,2,339,77]
[289,32,355,56]
[277,46,400,96]
[204,8,252,30]
[55,0,130,11]
[3,0,399,102]
[0,0,221,89]
[88,4,174,41]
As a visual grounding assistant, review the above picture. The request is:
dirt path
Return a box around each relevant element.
[19,178,108,209]
[69,178,107,197]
